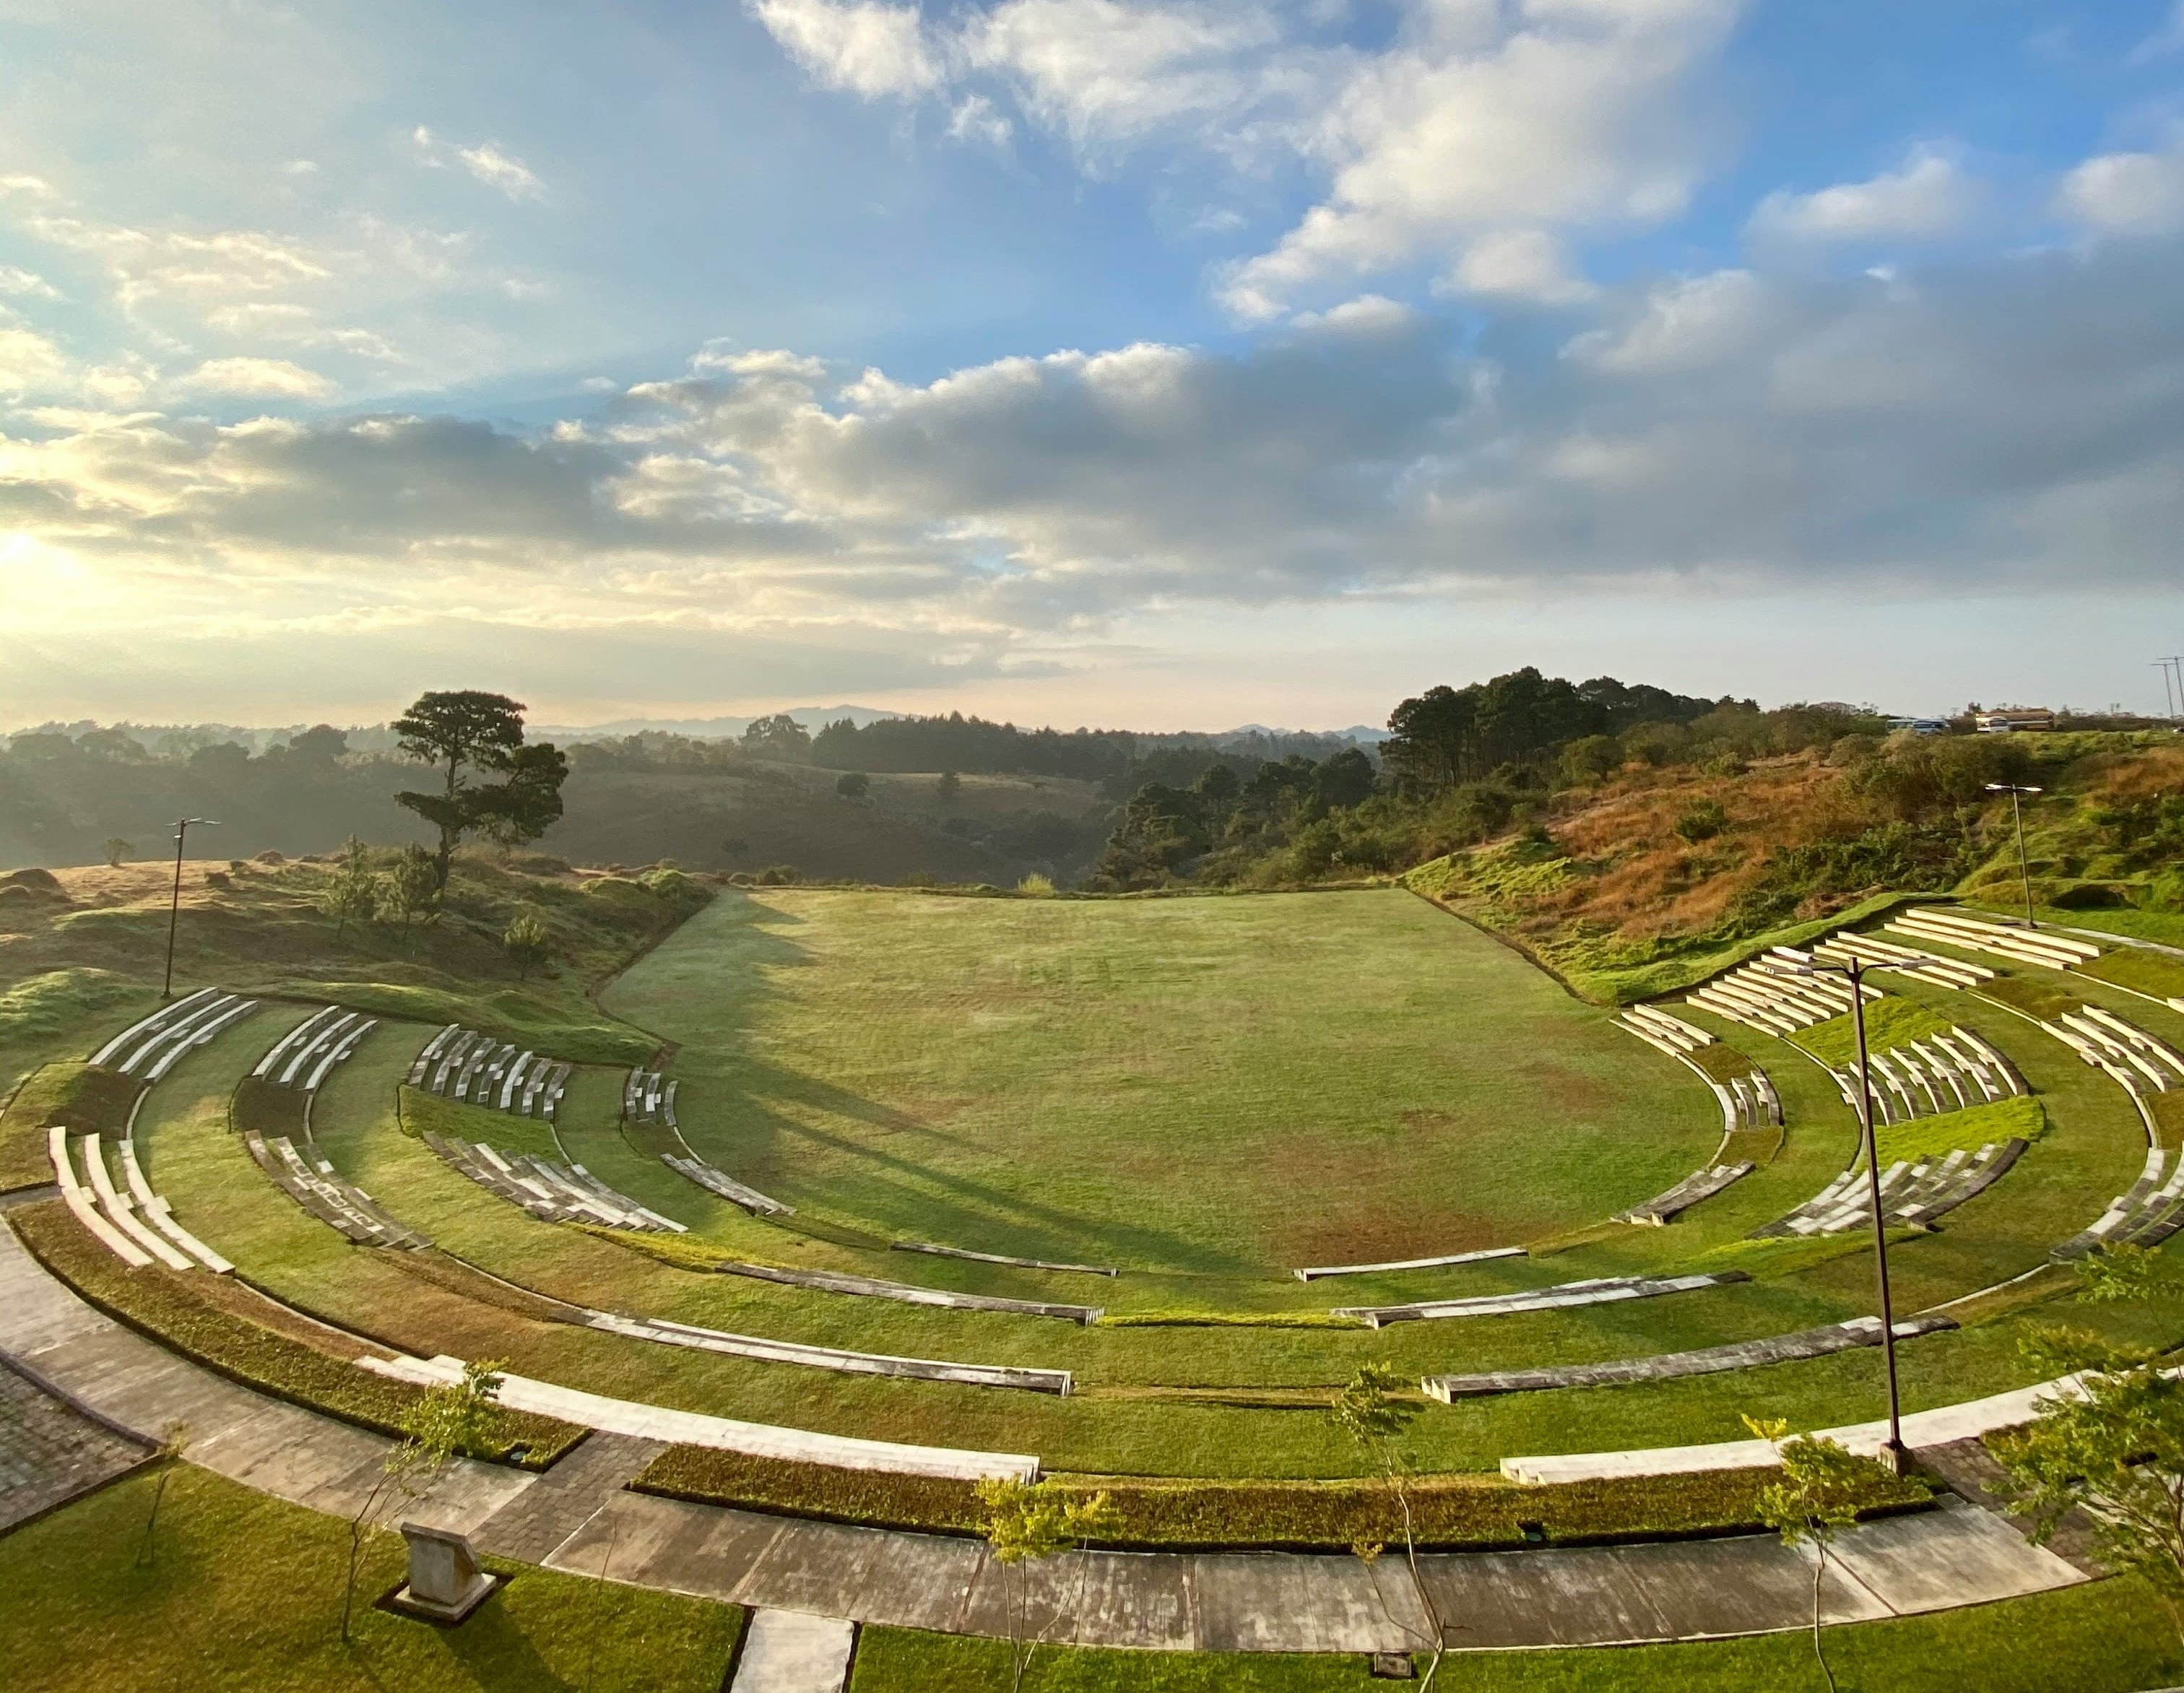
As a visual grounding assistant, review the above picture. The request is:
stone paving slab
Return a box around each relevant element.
[732,1610,856,1693]
[1823,1497,2081,1616]
[472,1432,664,1564]
[0,1363,151,1532]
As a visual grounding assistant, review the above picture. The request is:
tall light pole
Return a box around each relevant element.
[1984,783,2043,930]
[1767,954,1907,1473]
[163,818,216,1000]
[2157,657,2184,724]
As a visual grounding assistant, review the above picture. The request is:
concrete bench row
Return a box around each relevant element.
[712,1260,1103,1324]
[1618,1005,1780,1143]
[358,1351,1040,1481]
[49,1127,233,1273]
[422,1131,686,1234]
[408,1026,571,1122]
[895,1240,1121,1278]
[254,1007,377,1093]
[1614,1161,1756,1226]
[660,1152,795,1216]
[1332,1270,1751,1329]
[583,1309,1075,1395]
[243,1129,430,1249]
[624,1068,680,1128]
[1290,1244,1525,1281]
[1814,930,1991,990]
[2054,1143,2184,1259]
[1750,1138,2028,1238]
[1824,1026,2022,1125]
[1887,908,2101,971]
[92,987,260,1081]
[1422,1313,1957,1401]
[2042,1006,2184,1099]
[1684,959,1878,1036]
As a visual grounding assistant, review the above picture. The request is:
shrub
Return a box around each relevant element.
[835,771,871,800]
[1016,873,1057,896]
[755,865,800,886]
[1674,801,1729,843]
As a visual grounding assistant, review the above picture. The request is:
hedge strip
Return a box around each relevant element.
[635,1444,1930,1552]
[9,1198,583,1468]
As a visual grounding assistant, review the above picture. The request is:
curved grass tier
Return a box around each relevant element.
[66,887,2184,1491]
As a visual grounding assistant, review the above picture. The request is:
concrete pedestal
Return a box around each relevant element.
[392,1521,499,1624]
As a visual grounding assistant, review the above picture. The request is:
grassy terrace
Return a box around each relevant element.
[82,886,2182,1485]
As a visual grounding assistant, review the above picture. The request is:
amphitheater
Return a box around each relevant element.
[8,883,2183,1688]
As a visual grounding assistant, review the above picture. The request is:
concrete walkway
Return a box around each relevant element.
[0,1218,2090,1655]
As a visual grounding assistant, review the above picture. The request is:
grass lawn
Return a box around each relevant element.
[598,888,1722,1275]
[849,1577,2183,1691]
[0,1464,742,1693]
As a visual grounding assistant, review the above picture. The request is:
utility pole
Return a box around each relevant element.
[162,818,216,1000]
[2157,657,2184,723]
[1985,783,2042,930]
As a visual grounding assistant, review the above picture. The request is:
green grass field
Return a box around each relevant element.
[599,888,1721,1273]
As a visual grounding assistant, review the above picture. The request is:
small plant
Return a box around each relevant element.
[1016,873,1056,896]
[834,771,871,800]
[503,909,550,980]
[319,836,382,940]
[102,838,134,869]
[1330,1364,1447,1689]
[135,1419,191,1568]
[340,1359,504,1641]
[379,843,440,940]
[976,1478,1117,1693]
[1743,1415,1897,1692]
[1673,800,1729,843]
[935,770,961,805]
[754,864,800,886]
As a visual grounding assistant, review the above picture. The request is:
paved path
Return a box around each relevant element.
[732,1611,857,1692]
[0,1218,2091,1654]
[0,1358,151,1531]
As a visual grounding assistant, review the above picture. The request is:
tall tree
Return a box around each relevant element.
[741,713,812,761]
[393,691,567,888]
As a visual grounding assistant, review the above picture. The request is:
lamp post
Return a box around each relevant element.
[1983,782,2043,930]
[1767,954,1907,1473]
[163,818,216,1000]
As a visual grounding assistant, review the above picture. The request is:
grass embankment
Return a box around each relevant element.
[2078,945,2184,1003]
[8,1199,581,1466]
[0,1464,742,1693]
[0,1061,142,1190]
[851,1576,2184,1692]
[597,887,1720,1274]
[636,1445,1925,1549]
[1874,1096,2046,1167]
[1795,999,1955,1068]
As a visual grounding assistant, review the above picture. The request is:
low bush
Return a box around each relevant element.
[10,1200,581,1467]
[0,1062,142,1191]
[635,1446,1929,1551]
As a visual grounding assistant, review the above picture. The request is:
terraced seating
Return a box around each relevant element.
[1291,1244,1525,1281]
[358,1352,1041,1481]
[48,1126,152,1266]
[1616,1003,1780,1143]
[422,1131,685,1233]
[254,1006,378,1093]
[1813,1026,2022,1126]
[1813,930,1991,990]
[1684,957,1877,1035]
[897,1241,1121,1278]
[243,1129,430,1248]
[2043,1008,2184,1097]
[660,1152,794,1216]
[113,1135,233,1272]
[1331,1270,1750,1329]
[1749,1138,2029,1237]
[2053,1145,2184,1258]
[583,1310,1075,1394]
[1614,1161,1755,1226]
[94,990,260,1081]
[408,1027,571,1121]
[1886,907,2101,971]
[711,1260,1102,1323]
[1422,1314,1957,1400]
[624,1068,680,1129]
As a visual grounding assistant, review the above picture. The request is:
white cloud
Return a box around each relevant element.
[458,142,547,202]
[1445,228,1596,303]
[176,357,339,401]
[1746,150,1979,244]
[0,266,61,300]
[0,326,74,394]
[947,94,1013,150]
[1564,269,1767,374]
[2055,144,2184,237]
[748,0,943,98]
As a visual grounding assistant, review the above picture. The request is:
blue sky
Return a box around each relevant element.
[1,0,2182,729]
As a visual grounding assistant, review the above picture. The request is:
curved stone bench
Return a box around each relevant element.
[661,1152,794,1216]
[1751,1140,2027,1238]
[894,1241,1119,1277]
[1614,1161,1754,1226]
[712,1260,1102,1323]
[358,1351,1040,1480]
[584,1310,1074,1395]
[1333,1270,1749,1329]
[1291,1245,1525,1281]
[1424,1314,1957,1400]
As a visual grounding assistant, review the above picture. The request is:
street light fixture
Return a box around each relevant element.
[1764,951,1908,1474]
[1983,782,2044,930]
[163,818,217,1000]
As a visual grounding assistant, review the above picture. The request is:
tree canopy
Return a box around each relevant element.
[393,690,568,886]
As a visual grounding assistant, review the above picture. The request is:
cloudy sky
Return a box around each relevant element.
[2,0,2183,730]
